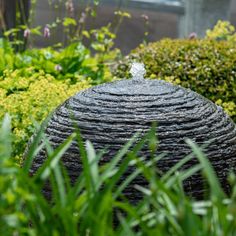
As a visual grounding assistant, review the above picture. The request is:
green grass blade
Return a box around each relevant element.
[165,164,202,188]
[53,164,66,207]
[75,127,93,195]
[33,133,75,182]
[162,142,209,182]
[101,132,140,180]
[186,139,225,199]
[117,213,136,236]
[0,113,12,160]
[85,140,99,190]
[23,131,46,172]
[114,154,166,199]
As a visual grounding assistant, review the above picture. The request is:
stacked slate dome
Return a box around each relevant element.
[30,63,236,198]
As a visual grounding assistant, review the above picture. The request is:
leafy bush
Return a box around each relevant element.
[0,40,118,161]
[0,39,116,84]
[114,38,236,122]
[1,115,236,235]
[206,20,236,42]
[0,70,90,160]
[0,0,129,161]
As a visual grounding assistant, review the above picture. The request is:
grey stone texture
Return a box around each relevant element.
[30,76,236,199]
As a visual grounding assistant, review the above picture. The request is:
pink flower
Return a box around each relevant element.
[188,32,197,40]
[55,64,62,71]
[44,25,51,38]
[23,28,31,38]
[141,14,149,21]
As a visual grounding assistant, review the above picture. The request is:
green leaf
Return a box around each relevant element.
[23,118,50,172]
[34,133,75,182]
[0,114,12,160]
[186,139,225,199]
[63,17,77,27]
[82,30,90,39]
[86,140,100,190]
[4,28,20,37]
[30,26,42,36]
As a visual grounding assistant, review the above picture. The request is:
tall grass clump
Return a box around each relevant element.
[1,114,236,235]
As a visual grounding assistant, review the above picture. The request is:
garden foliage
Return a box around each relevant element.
[1,115,236,235]
[0,40,117,160]
[1,2,236,233]
[2,18,236,162]
[206,20,236,42]
[114,22,236,122]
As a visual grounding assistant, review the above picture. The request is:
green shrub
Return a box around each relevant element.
[0,69,90,161]
[0,40,116,84]
[0,40,118,161]
[206,20,236,42]
[1,115,236,235]
[114,39,236,122]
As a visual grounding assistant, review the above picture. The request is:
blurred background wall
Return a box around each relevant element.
[33,0,236,54]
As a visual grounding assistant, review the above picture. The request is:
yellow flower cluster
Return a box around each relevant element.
[216,99,236,117]
[0,69,91,160]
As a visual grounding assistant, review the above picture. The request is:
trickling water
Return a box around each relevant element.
[130,62,146,80]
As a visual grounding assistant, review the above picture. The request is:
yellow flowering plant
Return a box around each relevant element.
[0,2,121,161]
[0,68,92,161]
[206,20,236,42]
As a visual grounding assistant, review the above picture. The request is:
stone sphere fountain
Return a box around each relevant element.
[30,63,236,198]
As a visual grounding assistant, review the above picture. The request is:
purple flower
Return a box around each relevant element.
[188,32,197,40]
[55,64,62,72]
[44,25,51,38]
[23,28,31,38]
